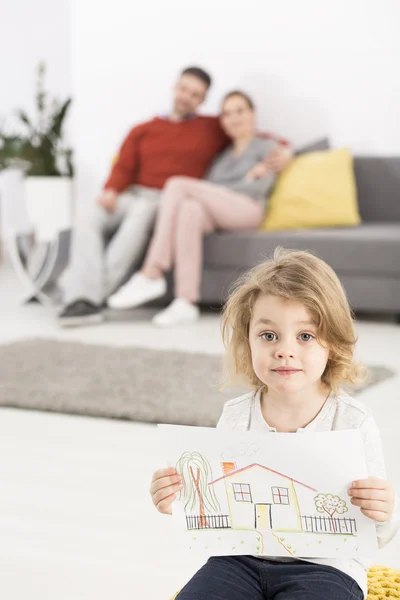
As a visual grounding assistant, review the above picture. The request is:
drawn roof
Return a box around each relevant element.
[208,463,318,492]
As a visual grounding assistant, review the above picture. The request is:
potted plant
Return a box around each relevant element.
[0,61,73,242]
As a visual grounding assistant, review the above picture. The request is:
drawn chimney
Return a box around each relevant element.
[221,462,237,475]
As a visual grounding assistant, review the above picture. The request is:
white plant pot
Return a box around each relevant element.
[24,176,73,242]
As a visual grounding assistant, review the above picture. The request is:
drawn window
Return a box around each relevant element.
[272,487,289,505]
[232,483,252,502]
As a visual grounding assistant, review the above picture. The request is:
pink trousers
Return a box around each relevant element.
[142,177,264,303]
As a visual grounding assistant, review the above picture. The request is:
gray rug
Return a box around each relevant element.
[0,339,395,427]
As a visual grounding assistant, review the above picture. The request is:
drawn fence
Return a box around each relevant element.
[301,515,357,535]
[186,514,231,530]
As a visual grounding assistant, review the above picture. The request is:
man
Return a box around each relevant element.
[59,66,292,327]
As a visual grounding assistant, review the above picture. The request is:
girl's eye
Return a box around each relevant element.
[261,332,277,341]
[299,333,314,342]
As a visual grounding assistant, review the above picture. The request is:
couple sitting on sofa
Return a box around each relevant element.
[59,66,293,328]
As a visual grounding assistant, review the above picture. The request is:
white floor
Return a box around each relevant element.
[0,263,399,600]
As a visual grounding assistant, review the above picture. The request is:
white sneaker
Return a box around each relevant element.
[152,298,200,327]
[107,273,166,310]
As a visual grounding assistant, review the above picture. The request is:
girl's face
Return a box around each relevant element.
[248,294,330,398]
[220,95,255,140]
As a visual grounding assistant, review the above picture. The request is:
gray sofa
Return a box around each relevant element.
[20,155,399,316]
[193,156,400,316]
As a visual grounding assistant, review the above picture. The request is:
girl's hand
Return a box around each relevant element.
[348,477,395,522]
[245,162,271,181]
[150,468,183,515]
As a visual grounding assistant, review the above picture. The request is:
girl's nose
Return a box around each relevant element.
[275,348,295,360]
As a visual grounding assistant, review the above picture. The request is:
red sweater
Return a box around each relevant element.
[104,116,288,192]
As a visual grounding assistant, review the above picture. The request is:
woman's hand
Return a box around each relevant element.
[263,145,293,173]
[150,468,183,515]
[245,162,271,181]
[348,477,395,522]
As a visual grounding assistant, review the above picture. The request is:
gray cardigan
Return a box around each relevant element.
[206,137,277,204]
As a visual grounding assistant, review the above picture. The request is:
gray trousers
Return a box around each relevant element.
[61,186,161,305]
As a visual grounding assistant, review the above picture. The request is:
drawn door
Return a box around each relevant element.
[255,503,272,529]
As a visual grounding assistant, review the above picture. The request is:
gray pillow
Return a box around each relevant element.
[295,138,330,156]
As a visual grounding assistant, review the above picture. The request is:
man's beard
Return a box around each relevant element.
[174,102,192,118]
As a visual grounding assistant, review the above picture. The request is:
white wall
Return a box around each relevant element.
[71,0,400,205]
[0,0,71,244]
[0,0,71,130]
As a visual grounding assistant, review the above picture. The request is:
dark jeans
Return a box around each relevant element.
[176,556,364,600]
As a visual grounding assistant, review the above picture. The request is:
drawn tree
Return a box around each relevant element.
[176,451,221,528]
[314,493,348,532]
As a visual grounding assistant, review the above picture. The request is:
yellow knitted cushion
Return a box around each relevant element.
[367,565,400,599]
[169,565,400,599]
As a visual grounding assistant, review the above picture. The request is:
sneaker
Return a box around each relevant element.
[152,298,200,327]
[107,273,166,310]
[58,299,104,328]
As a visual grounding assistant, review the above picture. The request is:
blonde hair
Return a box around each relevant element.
[221,248,367,394]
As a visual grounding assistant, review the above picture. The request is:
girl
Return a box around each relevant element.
[107,91,282,326]
[150,248,399,599]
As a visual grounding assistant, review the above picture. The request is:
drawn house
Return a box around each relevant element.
[208,462,318,532]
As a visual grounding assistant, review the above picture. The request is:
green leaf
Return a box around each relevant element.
[0,134,28,170]
[36,62,46,113]
[49,98,72,141]
[0,61,73,176]
[17,111,32,128]
[62,148,74,177]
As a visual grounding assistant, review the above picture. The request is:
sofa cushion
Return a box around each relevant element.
[203,223,400,276]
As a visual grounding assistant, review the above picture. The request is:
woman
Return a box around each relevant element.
[107,91,282,326]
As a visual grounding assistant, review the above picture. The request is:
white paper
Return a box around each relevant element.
[158,425,378,559]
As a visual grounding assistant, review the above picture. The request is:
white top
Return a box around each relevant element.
[216,389,400,598]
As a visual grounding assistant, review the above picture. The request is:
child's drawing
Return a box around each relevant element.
[176,451,221,528]
[160,425,378,558]
[177,458,355,547]
[221,442,259,461]
[314,493,349,531]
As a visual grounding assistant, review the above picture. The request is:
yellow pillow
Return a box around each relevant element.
[261,148,360,231]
